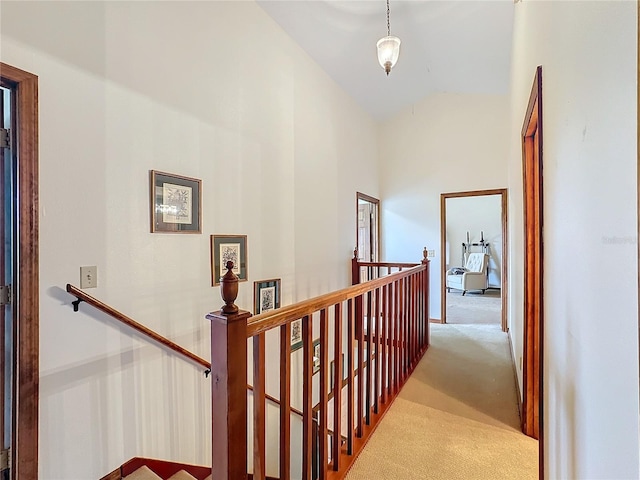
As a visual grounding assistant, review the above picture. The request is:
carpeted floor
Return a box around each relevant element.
[446,288,501,325]
[345,323,538,480]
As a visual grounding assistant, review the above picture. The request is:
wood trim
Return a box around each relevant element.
[356,192,380,262]
[507,330,523,421]
[521,66,543,478]
[66,284,211,370]
[0,62,39,480]
[439,188,508,331]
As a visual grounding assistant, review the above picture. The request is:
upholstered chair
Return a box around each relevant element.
[446,252,489,295]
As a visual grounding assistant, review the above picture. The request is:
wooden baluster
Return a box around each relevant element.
[356,292,365,437]
[279,323,291,480]
[302,315,313,480]
[374,287,381,414]
[416,274,419,364]
[365,291,372,425]
[422,256,430,349]
[319,309,329,479]
[410,274,416,368]
[382,284,389,403]
[399,277,406,383]
[346,299,355,454]
[253,333,266,480]
[207,262,250,480]
[393,280,400,394]
[333,303,343,471]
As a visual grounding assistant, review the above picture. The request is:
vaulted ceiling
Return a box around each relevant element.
[257,0,515,121]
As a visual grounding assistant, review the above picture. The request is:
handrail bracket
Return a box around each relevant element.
[72,298,84,312]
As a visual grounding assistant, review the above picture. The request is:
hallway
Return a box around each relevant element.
[345,323,537,479]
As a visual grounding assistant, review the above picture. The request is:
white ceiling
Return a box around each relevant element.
[257,0,515,121]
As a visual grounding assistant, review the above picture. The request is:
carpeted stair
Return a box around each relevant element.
[123,465,211,480]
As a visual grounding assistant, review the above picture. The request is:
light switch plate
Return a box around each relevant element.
[80,266,97,288]
[427,250,436,258]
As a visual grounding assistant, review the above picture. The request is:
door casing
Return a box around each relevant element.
[439,188,508,332]
[0,63,39,480]
[521,65,543,478]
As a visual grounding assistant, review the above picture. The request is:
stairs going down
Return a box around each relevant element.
[124,465,211,480]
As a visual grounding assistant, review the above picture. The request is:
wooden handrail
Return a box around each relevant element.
[65,284,304,418]
[66,284,211,371]
[247,264,426,337]
[355,261,418,268]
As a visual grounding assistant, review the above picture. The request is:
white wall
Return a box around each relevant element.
[508,1,639,478]
[0,2,378,478]
[446,195,502,287]
[379,93,509,319]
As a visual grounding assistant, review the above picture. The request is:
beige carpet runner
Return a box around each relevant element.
[345,323,538,480]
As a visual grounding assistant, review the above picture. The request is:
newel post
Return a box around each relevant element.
[421,248,430,348]
[351,247,361,285]
[206,261,251,480]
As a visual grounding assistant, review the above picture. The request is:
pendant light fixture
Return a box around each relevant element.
[376,0,401,75]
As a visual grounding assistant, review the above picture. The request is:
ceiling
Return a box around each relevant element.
[256,0,515,121]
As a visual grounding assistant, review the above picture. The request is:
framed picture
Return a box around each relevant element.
[150,170,201,233]
[313,339,321,375]
[290,319,303,352]
[254,278,281,315]
[211,235,248,286]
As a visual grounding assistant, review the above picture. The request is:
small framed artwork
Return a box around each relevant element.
[254,278,281,315]
[313,339,321,375]
[290,319,303,352]
[150,170,201,233]
[211,235,248,286]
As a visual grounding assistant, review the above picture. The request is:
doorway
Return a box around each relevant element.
[356,193,379,263]
[440,189,508,331]
[0,63,39,480]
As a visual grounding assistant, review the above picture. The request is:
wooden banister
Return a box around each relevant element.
[247,264,426,337]
[218,252,431,480]
[66,283,211,371]
[66,283,306,419]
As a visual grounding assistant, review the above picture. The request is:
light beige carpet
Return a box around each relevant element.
[345,323,538,480]
[446,289,501,325]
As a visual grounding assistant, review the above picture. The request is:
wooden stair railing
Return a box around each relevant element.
[66,283,211,373]
[351,247,428,284]
[67,283,315,480]
[208,251,430,480]
[66,283,307,418]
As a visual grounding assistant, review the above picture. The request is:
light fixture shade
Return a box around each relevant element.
[377,35,401,75]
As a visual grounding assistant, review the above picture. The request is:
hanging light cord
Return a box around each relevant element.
[387,0,391,36]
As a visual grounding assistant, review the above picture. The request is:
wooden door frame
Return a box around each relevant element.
[521,66,543,477]
[0,63,39,480]
[356,192,380,262]
[439,188,508,332]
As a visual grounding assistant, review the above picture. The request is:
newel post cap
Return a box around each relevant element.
[220,261,239,314]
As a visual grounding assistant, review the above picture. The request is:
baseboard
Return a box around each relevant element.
[429,317,444,324]
[507,331,523,423]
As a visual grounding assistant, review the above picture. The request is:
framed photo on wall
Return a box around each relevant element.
[150,170,201,233]
[254,278,281,315]
[290,319,302,352]
[211,234,248,286]
[313,339,321,375]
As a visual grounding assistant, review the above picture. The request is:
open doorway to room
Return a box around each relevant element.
[356,193,379,263]
[440,189,508,331]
